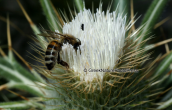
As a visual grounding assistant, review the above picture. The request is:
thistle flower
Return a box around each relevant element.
[61,6,126,83]
[35,3,160,110]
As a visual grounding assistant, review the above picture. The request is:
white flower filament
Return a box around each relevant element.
[59,8,126,83]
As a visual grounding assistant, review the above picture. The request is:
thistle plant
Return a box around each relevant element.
[0,0,172,110]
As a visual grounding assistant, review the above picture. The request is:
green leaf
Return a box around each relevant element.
[0,100,43,110]
[112,0,129,18]
[138,0,168,44]
[8,82,44,97]
[0,57,21,82]
[74,0,84,12]
[13,61,40,82]
[40,0,61,32]
[154,52,172,76]
[0,57,38,82]
[157,97,172,109]
[0,57,44,96]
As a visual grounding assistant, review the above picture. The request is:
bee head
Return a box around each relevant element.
[76,38,81,45]
[74,38,81,54]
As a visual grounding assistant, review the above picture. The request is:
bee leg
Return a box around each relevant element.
[57,52,69,69]
[57,52,61,63]
[59,60,69,69]
[79,47,81,55]
[74,47,81,55]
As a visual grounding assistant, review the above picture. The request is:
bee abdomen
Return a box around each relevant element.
[45,62,54,70]
[47,41,62,51]
[45,40,60,70]
[45,54,56,70]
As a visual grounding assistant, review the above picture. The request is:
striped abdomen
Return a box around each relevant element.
[45,40,62,70]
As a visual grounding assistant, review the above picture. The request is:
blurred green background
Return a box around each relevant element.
[0,0,172,104]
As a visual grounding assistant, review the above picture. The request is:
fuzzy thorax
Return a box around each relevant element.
[58,8,126,83]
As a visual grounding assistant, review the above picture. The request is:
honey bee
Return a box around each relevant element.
[39,30,81,70]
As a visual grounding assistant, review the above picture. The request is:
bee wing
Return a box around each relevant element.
[38,33,60,38]
[38,29,65,38]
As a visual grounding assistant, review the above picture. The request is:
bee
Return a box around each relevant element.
[45,40,69,70]
[39,30,81,70]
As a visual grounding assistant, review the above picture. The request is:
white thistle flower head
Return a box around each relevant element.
[39,3,146,94]
[38,3,157,109]
[57,6,126,84]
